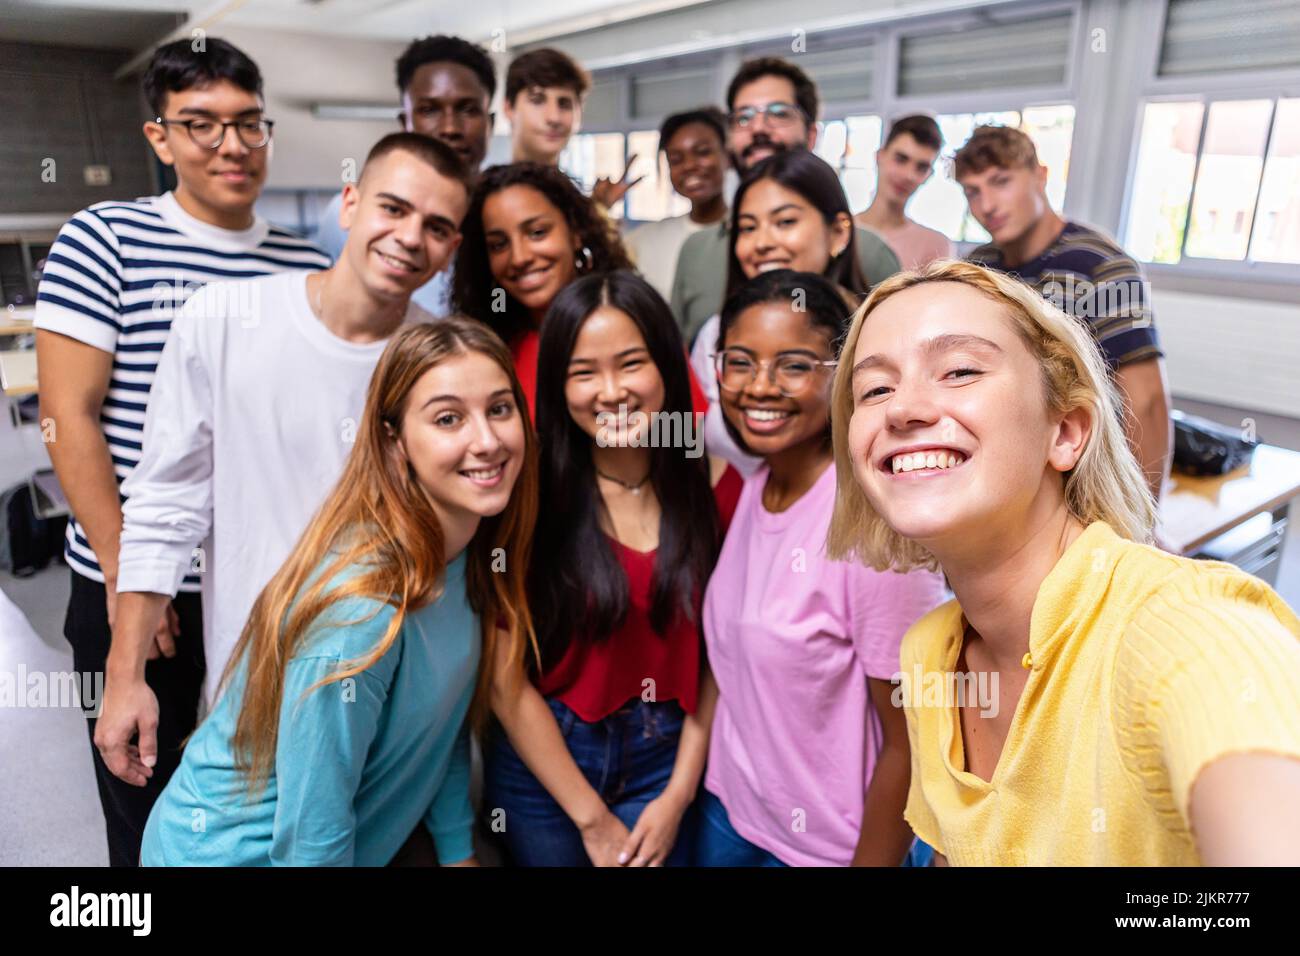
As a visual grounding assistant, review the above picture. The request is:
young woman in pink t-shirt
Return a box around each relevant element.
[696,269,946,866]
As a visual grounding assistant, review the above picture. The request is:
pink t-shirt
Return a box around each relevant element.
[702,461,946,866]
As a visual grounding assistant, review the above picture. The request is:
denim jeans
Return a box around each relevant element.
[483,696,696,866]
[693,788,789,866]
[694,787,934,866]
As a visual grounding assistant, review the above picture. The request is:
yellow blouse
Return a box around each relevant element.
[901,521,1300,865]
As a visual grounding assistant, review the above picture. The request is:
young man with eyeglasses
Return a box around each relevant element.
[669,57,901,342]
[33,37,327,867]
[315,35,496,318]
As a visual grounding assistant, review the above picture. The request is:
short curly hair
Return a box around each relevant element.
[953,125,1040,179]
[395,35,496,100]
[451,163,632,346]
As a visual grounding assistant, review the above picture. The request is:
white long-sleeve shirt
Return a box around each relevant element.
[117,270,431,708]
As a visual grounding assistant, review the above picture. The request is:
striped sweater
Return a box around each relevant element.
[968,221,1161,371]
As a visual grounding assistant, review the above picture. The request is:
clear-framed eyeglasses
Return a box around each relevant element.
[728,102,807,129]
[154,116,274,149]
[712,348,837,397]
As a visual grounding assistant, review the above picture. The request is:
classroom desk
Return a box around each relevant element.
[1158,443,1300,583]
[0,348,37,397]
[1,304,36,337]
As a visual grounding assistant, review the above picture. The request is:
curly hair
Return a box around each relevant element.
[395,35,496,100]
[451,162,632,345]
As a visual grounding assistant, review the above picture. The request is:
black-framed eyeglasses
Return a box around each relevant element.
[712,348,837,397]
[153,116,274,149]
[729,102,806,129]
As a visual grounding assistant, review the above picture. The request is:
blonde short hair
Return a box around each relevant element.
[826,259,1157,572]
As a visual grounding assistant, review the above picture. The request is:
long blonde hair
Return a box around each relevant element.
[222,317,539,794]
[826,259,1156,572]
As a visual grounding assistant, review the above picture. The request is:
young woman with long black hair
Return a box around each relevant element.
[486,270,741,867]
[451,163,633,417]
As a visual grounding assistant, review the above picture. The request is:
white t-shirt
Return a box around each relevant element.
[625,213,718,304]
[117,270,431,707]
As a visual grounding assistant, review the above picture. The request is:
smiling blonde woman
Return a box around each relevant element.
[826,259,1300,866]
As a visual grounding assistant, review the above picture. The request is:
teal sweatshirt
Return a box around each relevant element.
[141,551,479,866]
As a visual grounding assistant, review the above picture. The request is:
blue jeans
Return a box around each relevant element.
[693,788,788,866]
[484,696,696,867]
[905,840,935,867]
[694,787,935,866]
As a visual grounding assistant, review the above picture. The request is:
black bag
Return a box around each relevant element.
[1171,410,1258,477]
[0,481,67,577]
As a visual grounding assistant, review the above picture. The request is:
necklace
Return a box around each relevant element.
[596,468,650,495]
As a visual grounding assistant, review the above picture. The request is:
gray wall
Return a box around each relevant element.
[0,41,154,216]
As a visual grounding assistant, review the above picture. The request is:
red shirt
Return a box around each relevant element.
[535,465,743,722]
[510,330,709,422]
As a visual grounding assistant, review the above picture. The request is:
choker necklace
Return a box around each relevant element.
[596,468,650,495]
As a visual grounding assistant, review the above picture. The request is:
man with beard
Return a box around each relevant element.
[669,57,900,342]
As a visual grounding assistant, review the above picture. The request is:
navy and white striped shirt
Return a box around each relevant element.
[34,192,329,588]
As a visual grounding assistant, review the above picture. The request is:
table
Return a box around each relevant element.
[0,348,36,397]
[1,304,36,337]
[1159,443,1300,584]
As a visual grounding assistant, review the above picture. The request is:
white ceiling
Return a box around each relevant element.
[0,1,183,50]
[0,0,720,51]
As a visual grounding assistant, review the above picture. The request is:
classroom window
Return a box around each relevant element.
[814,115,883,213]
[561,130,692,223]
[1125,97,1300,265]
[560,132,628,217]
[624,129,690,223]
[1251,98,1300,264]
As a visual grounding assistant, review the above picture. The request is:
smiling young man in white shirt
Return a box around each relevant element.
[96,132,472,790]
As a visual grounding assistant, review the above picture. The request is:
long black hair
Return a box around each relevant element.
[714,269,853,456]
[451,163,632,347]
[724,149,867,301]
[529,270,721,671]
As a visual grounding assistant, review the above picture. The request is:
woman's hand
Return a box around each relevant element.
[579,809,633,866]
[619,788,690,866]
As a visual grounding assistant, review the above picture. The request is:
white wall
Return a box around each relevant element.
[218,26,406,190]
[1153,289,1300,419]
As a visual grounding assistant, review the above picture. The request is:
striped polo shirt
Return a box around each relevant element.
[34,192,329,588]
[968,221,1162,372]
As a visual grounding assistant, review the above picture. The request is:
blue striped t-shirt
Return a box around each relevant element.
[34,192,329,588]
